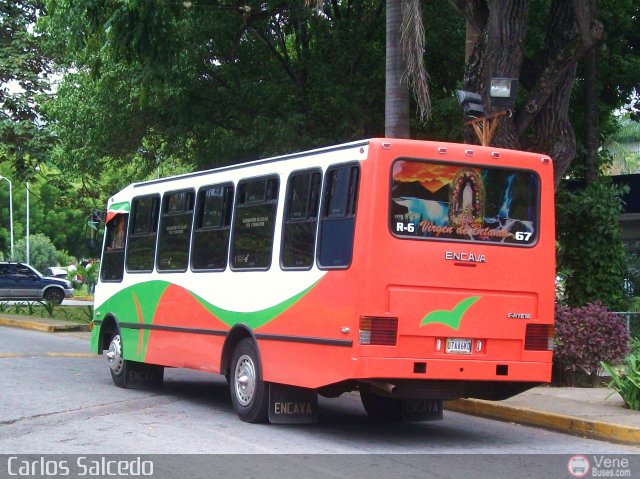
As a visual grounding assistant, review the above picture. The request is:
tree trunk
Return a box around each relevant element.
[584,1,599,184]
[385,0,409,138]
[529,0,579,189]
[461,0,528,149]
[451,0,604,188]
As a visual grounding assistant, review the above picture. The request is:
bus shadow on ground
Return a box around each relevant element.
[156,369,484,445]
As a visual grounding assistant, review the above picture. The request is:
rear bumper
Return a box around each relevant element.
[351,356,552,384]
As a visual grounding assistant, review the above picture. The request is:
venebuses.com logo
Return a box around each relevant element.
[568,456,590,478]
[568,455,632,478]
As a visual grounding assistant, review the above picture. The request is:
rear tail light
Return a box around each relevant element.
[359,316,398,345]
[524,324,554,351]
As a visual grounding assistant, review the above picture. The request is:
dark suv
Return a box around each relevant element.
[0,262,74,304]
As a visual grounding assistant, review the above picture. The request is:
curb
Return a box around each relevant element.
[0,317,90,333]
[445,398,640,445]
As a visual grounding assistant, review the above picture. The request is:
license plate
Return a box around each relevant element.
[446,338,472,354]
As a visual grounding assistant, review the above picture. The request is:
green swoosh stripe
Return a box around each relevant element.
[191,280,319,329]
[420,296,481,330]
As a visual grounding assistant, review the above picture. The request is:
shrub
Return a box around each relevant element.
[556,180,628,310]
[554,302,630,386]
[601,341,640,411]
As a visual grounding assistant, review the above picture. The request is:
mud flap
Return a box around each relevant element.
[268,383,318,424]
[125,362,164,389]
[401,399,444,421]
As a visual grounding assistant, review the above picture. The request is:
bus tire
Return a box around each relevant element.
[360,390,402,422]
[106,332,164,388]
[107,332,130,388]
[230,338,269,423]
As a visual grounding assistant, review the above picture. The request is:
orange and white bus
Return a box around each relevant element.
[91,138,555,423]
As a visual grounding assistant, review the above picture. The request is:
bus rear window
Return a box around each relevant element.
[390,159,539,246]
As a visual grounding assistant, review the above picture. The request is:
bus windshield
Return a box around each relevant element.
[390,159,540,246]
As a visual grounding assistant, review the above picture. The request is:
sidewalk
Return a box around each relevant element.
[1,315,638,445]
[446,387,640,445]
[0,314,90,333]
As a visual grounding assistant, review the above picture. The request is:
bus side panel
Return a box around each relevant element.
[143,284,227,372]
[97,282,229,372]
[256,271,358,388]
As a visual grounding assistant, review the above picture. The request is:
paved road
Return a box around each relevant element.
[0,326,637,478]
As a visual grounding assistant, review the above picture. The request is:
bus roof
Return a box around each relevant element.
[130,139,372,190]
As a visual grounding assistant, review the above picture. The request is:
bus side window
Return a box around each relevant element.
[126,195,160,273]
[191,184,234,271]
[231,176,279,270]
[317,164,359,269]
[157,190,195,272]
[101,214,128,282]
[281,170,321,269]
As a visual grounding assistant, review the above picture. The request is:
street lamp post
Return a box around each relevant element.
[26,181,29,265]
[25,166,39,265]
[0,176,14,260]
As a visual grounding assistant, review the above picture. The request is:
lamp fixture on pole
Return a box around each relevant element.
[456,77,519,146]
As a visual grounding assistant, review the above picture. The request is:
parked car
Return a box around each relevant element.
[45,266,68,279]
[0,262,74,304]
[45,266,83,289]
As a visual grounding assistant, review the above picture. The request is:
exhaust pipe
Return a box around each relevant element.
[364,380,398,395]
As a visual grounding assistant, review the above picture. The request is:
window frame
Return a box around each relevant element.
[156,188,195,273]
[100,213,129,283]
[230,175,280,272]
[388,158,542,248]
[125,194,161,274]
[190,182,235,272]
[316,162,360,270]
[280,168,322,271]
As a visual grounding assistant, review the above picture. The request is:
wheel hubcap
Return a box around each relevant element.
[234,354,256,406]
[107,335,124,375]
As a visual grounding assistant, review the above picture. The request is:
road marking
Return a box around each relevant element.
[0,352,99,359]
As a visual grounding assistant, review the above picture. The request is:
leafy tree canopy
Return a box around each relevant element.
[39,1,639,190]
[40,1,470,182]
[0,0,53,179]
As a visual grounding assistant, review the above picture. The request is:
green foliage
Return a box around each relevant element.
[12,302,26,315]
[0,0,54,177]
[0,163,91,261]
[4,302,89,322]
[26,301,37,315]
[39,299,55,318]
[602,341,640,411]
[82,305,93,323]
[56,251,75,268]
[556,179,629,310]
[604,115,640,174]
[39,1,461,188]
[77,261,98,288]
[41,1,392,180]
[13,233,59,272]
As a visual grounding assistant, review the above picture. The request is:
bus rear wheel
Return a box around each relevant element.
[230,338,269,423]
[106,332,164,388]
[360,390,403,421]
[107,333,130,387]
